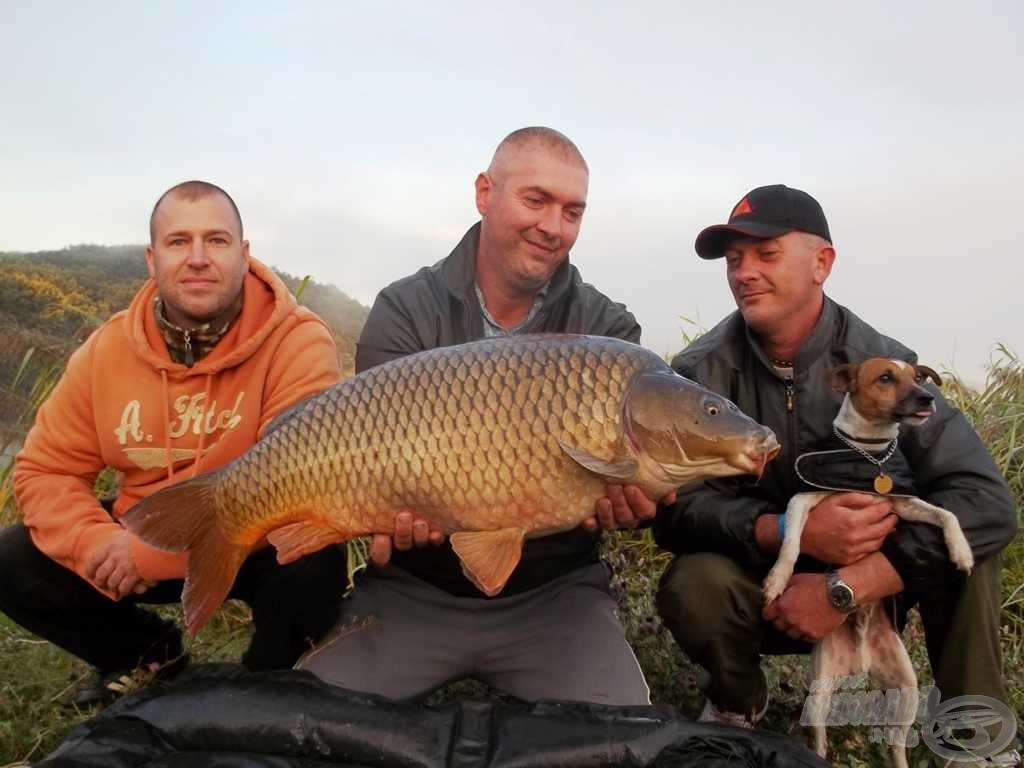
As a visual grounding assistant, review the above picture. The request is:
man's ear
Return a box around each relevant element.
[474,172,492,217]
[145,246,156,279]
[915,364,942,388]
[831,363,858,393]
[812,245,836,286]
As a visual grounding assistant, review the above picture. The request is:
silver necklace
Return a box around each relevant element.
[832,424,898,494]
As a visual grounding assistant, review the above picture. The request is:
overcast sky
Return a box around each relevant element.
[2,1,1021,384]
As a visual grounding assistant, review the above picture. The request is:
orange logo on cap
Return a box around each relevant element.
[731,197,753,218]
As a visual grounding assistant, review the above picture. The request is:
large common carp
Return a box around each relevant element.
[124,335,779,633]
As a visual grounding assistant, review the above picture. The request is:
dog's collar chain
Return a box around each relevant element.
[832,425,899,493]
[831,425,898,466]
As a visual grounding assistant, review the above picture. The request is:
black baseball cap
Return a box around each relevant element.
[695,184,832,259]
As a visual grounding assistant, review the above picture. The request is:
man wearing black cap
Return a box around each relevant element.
[654,185,1018,764]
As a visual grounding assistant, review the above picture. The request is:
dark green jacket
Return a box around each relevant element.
[356,222,641,596]
[654,298,1017,595]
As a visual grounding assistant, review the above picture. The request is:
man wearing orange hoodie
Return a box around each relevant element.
[0,181,348,706]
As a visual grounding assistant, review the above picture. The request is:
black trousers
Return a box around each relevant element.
[0,522,347,673]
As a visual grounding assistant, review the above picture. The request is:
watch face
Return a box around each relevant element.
[828,582,856,612]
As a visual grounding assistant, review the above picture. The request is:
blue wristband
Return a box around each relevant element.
[777,514,786,541]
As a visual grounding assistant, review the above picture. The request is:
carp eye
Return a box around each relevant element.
[705,403,719,416]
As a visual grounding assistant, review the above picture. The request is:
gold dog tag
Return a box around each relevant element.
[874,473,894,494]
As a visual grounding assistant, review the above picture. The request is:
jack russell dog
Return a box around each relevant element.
[762,357,974,767]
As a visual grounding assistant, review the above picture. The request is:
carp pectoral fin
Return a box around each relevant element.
[267,520,345,564]
[450,528,525,597]
[557,439,638,481]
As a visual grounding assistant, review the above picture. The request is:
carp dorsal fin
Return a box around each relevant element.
[557,438,638,481]
[267,518,345,564]
[450,528,526,597]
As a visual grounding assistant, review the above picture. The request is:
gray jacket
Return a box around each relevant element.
[654,298,1016,595]
[356,222,641,596]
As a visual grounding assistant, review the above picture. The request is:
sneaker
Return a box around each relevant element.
[72,653,189,708]
[698,696,768,730]
[696,667,769,729]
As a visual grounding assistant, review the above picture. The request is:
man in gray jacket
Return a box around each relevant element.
[655,185,1018,764]
[299,127,666,705]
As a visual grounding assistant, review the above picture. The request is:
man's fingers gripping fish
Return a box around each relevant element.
[123,334,779,634]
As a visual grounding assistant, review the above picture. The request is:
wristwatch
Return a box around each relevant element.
[825,570,858,613]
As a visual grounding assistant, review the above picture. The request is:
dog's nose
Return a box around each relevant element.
[916,392,934,407]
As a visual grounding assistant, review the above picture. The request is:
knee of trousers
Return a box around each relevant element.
[248,544,348,610]
[0,523,49,608]
[656,552,761,653]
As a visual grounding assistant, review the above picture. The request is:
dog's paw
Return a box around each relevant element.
[762,566,791,604]
[946,530,975,573]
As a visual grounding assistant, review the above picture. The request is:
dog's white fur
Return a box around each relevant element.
[762,358,973,767]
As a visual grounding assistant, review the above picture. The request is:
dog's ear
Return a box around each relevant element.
[831,363,858,393]
[915,364,942,388]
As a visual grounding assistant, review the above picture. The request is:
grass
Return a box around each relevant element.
[1,347,1022,765]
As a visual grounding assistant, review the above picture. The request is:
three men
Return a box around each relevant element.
[0,181,348,704]
[654,185,1016,758]
[0,155,1015,768]
[298,127,665,705]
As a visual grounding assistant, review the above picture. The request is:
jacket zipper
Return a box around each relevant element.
[784,373,800,496]
[183,330,194,367]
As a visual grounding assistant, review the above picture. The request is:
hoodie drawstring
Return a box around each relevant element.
[160,369,175,482]
[160,370,215,481]
[191,374,214,478]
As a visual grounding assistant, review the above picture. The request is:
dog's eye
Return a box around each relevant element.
[878,373,894,384]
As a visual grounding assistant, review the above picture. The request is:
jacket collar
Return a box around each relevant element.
[126,257,296,377]
[744,296,838,376]
[442,222,575,307]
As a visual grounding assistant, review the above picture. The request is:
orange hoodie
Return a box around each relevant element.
[14,258,340,590]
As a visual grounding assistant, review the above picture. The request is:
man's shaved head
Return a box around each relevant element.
[487,127,589,182]
[149,180,243,244]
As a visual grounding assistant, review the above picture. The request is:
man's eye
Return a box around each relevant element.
[525,197,543,206]
[168,238,187,246]
[565,209,582,223]
[209,237,228,245]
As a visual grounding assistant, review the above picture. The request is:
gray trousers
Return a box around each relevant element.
[298,562,650,706]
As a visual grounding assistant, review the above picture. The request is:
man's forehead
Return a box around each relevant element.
[502,153,588,198]
[153,194,240,234]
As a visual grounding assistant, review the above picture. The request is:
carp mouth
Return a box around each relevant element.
[731,434,781,480]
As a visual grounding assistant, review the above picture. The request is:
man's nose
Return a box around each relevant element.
[186,242,212,267]
[535,206,563,240]
[729,254,756,281]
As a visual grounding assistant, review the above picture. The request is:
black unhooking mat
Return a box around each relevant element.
[37,665,827,768]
